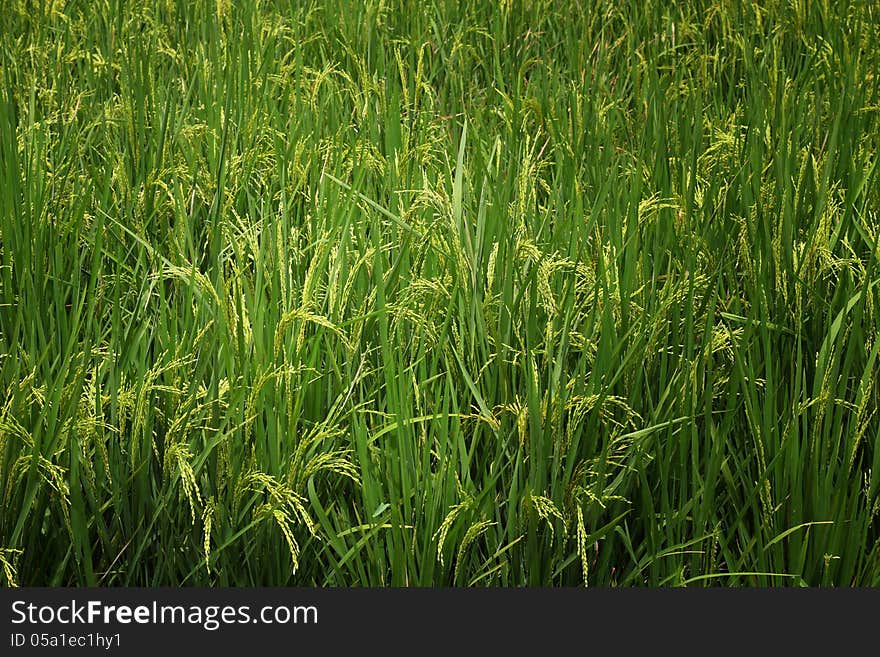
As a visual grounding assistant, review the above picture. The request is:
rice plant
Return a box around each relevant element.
[1,0,879,586]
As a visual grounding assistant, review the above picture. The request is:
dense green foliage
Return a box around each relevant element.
[1,0,879,586]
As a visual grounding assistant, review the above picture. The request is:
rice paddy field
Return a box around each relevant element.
[1,0,879,587]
